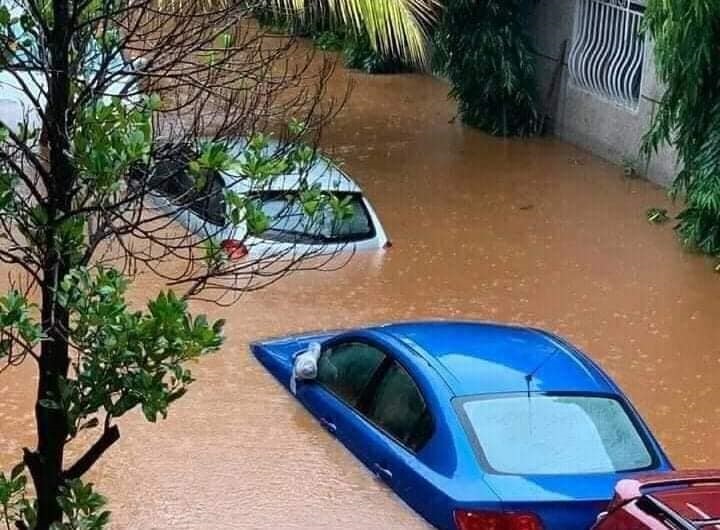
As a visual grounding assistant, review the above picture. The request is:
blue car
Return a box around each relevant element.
[251,321,672,530]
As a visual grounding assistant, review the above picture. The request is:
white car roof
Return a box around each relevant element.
[220,137,361,194]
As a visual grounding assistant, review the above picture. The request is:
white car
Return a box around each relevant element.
[146,140,390,260]
[0,7,140,134]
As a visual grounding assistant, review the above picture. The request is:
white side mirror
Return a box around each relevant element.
[290,342,322,394]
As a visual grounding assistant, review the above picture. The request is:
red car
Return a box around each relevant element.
[593,470,720,529]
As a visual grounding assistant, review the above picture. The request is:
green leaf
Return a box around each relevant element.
[0,6,10,26]
[147,93,162,111]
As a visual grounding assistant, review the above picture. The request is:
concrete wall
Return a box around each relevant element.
[530,0,677,186]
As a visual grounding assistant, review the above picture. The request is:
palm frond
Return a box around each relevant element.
[263,0,441,67]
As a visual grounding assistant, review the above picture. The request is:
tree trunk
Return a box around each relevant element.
[33,278,71,530]
[29,0,74,527]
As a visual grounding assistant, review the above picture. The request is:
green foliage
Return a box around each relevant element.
[312,30,345,51]
[254,7,410,74]
[0,290,42,357]
[53,480,109,530]
[434,0,539,136]
[255,0,439,66]
[73,96,153,197]
[53,267,224,428]
[643,0,720,254]
[242,198,271,235]
[342,32,407,74]
[233,133,295,180]
[222,131,354,238]
[250,4,299,33]
[0,0,356,525]
[0,463,32,528]
[1,467,109,530]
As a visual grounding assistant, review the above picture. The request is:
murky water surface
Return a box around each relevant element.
[2,62,720,529]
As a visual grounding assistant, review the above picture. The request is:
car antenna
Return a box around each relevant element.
[525,373,532,399]
[524,346,562,398]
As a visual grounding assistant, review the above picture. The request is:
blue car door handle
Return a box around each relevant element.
[319,417,336,434]
[373,463,393,481]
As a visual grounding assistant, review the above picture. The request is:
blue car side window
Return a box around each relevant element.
[365,362,433,452]
[316,342,386,407]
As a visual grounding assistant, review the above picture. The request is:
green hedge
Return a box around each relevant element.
[644,0,720,255]
[434,0,539,136]
[252,9,407,75]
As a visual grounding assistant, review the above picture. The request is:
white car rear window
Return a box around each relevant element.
[460,395,653,475]
[257,192,373,244]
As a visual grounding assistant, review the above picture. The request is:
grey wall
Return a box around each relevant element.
[530,0,677,186]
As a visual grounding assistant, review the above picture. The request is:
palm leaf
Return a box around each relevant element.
[263,0,441,67]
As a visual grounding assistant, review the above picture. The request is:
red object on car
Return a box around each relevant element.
[454,510,543,530]
[220,239,248,259]
[592,470,720,529]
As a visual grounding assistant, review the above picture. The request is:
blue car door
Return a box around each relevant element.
[294,343,445,526]
[294,341,388,465]
[353,361,437,519]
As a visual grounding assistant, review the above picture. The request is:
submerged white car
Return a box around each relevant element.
[146,141,390,259]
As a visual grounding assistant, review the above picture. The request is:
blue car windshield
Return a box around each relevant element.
[459,394,653,475]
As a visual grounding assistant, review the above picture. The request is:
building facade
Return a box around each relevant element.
[531,0,677,186]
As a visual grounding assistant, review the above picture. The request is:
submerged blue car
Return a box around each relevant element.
[251,321,672,530]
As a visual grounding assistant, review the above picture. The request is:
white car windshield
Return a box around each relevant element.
[459,394,654,475]
[254,191,374,244]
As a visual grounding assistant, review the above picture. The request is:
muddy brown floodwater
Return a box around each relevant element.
[2,64,720,529]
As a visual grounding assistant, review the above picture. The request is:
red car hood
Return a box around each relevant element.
[653,483,720,523]
[616,470,720,523]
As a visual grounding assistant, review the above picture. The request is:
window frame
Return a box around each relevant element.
[315,338,435,454]
[248,190,377,244]
[453,390,660,476]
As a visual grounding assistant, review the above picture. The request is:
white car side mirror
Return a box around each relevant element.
[289,341,322,394]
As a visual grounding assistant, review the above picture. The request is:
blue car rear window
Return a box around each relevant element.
[459,394,653,475]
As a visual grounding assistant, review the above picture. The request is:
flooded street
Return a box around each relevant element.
[2,64,720,529]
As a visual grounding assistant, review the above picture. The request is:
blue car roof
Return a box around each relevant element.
[372,321,616,396]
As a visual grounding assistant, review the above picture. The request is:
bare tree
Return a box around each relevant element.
[0,0,351,527]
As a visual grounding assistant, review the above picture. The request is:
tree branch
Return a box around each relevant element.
[21,448,41,489]
[62,424,120,481]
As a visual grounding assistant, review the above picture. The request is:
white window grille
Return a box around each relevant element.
[568,0,646,109]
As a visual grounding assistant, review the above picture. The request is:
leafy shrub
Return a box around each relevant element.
[252,8,409,75]
[310,26,407,74]
[1,466,109,530]
[342,32,407,74]
[644,0,720,255]
[434,0,539,136]
[313,29,345,51]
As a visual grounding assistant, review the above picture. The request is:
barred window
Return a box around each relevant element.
[568,0,646,109]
